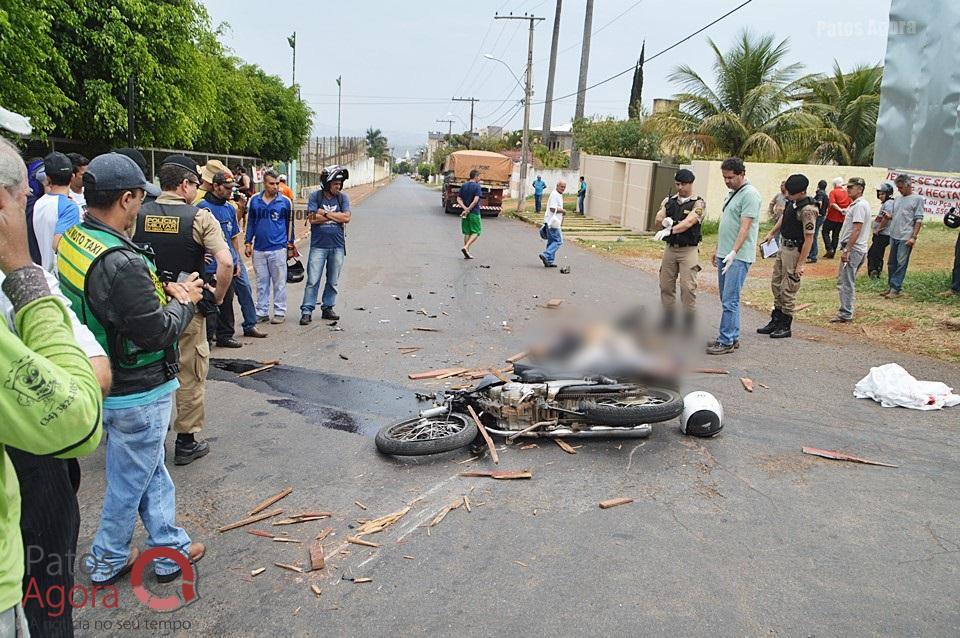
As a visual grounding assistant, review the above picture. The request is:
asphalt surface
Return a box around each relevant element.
[74,177,959,636]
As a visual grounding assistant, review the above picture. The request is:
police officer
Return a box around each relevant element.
[757,173,819,339]
[132,155,232,465]
[653,168,705,332]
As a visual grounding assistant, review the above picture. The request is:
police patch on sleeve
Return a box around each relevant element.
[805,222,815,231]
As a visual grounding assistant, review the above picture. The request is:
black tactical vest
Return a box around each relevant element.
[781,196,815,243]
[664,196,702,247]
[133,201,205,278]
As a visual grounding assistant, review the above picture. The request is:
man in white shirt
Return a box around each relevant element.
[830,177,871,323]
[67,152,88,215]
[539,181,566,267]
[31,152,81,273]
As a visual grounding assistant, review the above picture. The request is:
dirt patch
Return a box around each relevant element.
[753,453,819,485]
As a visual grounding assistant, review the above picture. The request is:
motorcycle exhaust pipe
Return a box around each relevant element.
[485,424,653,439]
[419,406,450,419]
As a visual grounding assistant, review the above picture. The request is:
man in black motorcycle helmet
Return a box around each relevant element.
[299,166,351,325]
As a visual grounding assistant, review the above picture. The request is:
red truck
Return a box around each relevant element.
[441,150,513,217]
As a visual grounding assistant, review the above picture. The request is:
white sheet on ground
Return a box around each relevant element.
[854,363,960,410]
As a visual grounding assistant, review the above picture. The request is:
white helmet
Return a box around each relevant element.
[680,391,723,437]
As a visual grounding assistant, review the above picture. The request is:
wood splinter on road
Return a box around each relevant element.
[554,439,577,454]
[238,363,278,377]
[740,377,754,392]
[467,405,499,465]
[310,584,323,597]
[505,350,528,364]
[250,567,266,577]
[248,487,293,516]
[460,470,532,480]
[309,543,326,571]
[801,447,898,467]
[274,562,304,574]
[218,508,284,533]
[347,536,382,548]
[599,497,634,509]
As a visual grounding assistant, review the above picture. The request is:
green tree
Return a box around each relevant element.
[649,29,813,161]
[237,64,311,160]
[797,62,883,166]
[628,43,645,120]
[0,0,73,136]
[365,127,389,161]
[395,160,412,174]
[531,145,570,168]
[571,117,661,160]
[417,162,432,181]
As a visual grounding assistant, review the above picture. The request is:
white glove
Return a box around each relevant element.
[654,228,671,241]
[661,217,674,229]
[721,250,736,274]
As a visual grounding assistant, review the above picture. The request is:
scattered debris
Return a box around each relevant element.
[347,536,382,548]
[520,443,537,450]
[339,354,349,361]
[513,561,529,568]
[246,529,275,539]
[430,499,464,527]
[757,382,769,389]
[352,578,372,584]
[456,456,479,464]
[554,439,577,454]
[463,495,472,513]
[399,347,422,354]
[315,527,334,542]
[467,406,499,465]
[218,508,284,533]
[250,567,266,577]
[274,562,304,574]
[355,507,411,536]
[740,377,754,392]
[379,319,391,323]
[354,501,368,511]
[801,447,898,467]
[546,299,564,309]
[414,392,434,401]
[248,487,293,516]
[354,306,366,311]
[480,264,491,269]
[436,367,469,380]
[460,470,532,480]
[309,541,326,571]
[408,367,464,380]
[238,363,278,378]
[599,497,634,509]
[488,367,510,383]
[273,512,332,525]
[311,584,323,597]
[559,266,570,274]
[403,555,415,560]
[414,327,440,332]
[257,359,281,366]
[392,295,401,300]
[691,367,729,375]
[506,351,529,363]
[273,537,302,543]
[407,293,413,299]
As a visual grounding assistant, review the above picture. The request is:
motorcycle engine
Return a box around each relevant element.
[478,382,548,430]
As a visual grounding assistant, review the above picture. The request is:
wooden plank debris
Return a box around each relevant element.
[246,529,275,539]
[310,584,323,597]
[273,514,332,525]
[309,542,326,571]
[488,367,510,383]
[546,299,564,308]
[505,351,528,364]
[801,447,898,467]
[315,527,333,542]
[250,567,266,577]
[460,470,532,480]
[691,367,729,375]
[430,499,463,527]
[355,506,411,536]
[467,405,499,465]
[599,497,634,509]
[463,495,472,513]
[408,367,466,380]
[740,377,754,392]
[554,439,577,454]
[413,327,440,332]
[352,578,372,584]
[347,536,382,548]
[354,501,368,511]
[272,537,302,543]
[248,487,293,516]
[435,367,469,380]
[238,363,277,377]
[218,508,283,533]
[274,562,304,574]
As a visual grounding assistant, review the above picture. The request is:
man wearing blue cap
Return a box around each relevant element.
[57,152,207,588]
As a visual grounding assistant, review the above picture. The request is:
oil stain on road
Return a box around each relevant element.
[210,358,427,436]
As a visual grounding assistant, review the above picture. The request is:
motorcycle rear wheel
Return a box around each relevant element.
[375,412,478,456]
[577,388,683,425]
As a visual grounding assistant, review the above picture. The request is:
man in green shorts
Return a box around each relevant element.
[458,170,483,259]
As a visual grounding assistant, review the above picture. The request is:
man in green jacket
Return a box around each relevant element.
[0,137,103,635]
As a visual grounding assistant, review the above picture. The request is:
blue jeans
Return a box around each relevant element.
[534,193,543,213]
[716,257,750,346]
[541,228,563,264]
[86,394,191,581]
[300,246,344,313]
[253,248,287,317]
[577,192,585,213]
[234,262,258,331]
[887,238,913,292]
[809,216,825,260]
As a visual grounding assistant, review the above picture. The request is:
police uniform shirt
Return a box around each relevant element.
[658,195,707,223]
[154,192,229,256]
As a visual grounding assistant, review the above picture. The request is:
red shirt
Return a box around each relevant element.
[827,186,851,223]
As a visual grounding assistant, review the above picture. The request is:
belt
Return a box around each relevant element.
[781,238,802,248]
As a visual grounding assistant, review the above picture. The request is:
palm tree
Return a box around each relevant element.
[365,127,389,161]
[650,29,815,161]
[796,62,883,166]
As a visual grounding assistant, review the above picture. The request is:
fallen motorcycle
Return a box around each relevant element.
[375,363,719,457]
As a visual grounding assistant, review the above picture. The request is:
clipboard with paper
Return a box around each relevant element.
[761,237,779,259]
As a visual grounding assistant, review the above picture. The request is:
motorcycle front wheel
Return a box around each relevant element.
[576,388,683,425]
[375,412,478,456]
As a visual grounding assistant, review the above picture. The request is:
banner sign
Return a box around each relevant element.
[884,170,960,217]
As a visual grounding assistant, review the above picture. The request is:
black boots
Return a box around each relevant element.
[757,308,782,334]
[770,314,792,339]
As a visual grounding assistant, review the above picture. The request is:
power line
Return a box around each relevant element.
[532,0,756,106]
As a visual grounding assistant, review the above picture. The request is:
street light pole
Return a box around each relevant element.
[495,13,544,213]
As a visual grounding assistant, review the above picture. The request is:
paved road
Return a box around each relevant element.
[75,177,959,636]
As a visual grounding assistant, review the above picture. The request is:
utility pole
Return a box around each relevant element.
[336,76,342,166]
[495,12,544,213]
[436,119,455,139]
[542,0,563,146]
[570,0,594,169]
[451,97,480,141]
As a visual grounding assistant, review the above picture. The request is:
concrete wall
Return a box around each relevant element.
[581,154,657,227]
[509,165,580,199]
[300,157,390,199]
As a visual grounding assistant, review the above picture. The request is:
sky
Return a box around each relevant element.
[201,0,892,154]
